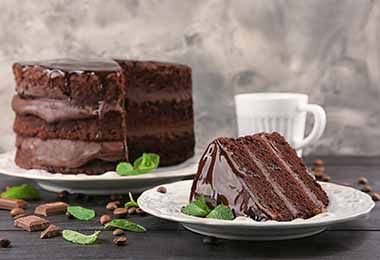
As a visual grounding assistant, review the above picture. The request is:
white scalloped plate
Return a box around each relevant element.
[0,151,198,194]
[138,180,375,241]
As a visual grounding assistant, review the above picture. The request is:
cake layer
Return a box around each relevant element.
[190,133,328,221]
[13,59,124,106]
[14,114,124,141]
[13,95,193,129]
[16,136,124,169]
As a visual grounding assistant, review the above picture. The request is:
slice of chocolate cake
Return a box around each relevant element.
[190,132,329,221]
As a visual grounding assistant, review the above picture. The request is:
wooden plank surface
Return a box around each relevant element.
[0,157,379,260]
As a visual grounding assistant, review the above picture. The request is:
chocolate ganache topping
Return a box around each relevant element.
[190,139,268,221]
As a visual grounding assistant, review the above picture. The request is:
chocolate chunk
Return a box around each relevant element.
[34,201,68,216]
[40,224,62,239]
[0,198,27,210]
[14,215,49,232]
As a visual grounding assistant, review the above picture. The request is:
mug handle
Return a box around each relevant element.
[294,103,326,150]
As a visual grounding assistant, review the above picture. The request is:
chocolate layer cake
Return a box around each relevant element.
[12,59,195,174]
[190,132,329,221]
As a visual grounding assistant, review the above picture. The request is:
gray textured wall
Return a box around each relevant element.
[0,0,379,155]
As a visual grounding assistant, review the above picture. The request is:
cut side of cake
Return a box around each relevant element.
[12,59,195,175]
[190,132,329,221]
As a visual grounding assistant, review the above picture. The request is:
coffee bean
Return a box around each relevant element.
[371,192,380,202]
[357,177,369,185]
[203,236,218,245]
[100,214,112,225]
[321,175,331,182]
[113,208,128,218]
[361,185,372,193]
[10,207,25,217]
[0,238,11,248]
[106,202,119,211]
[113,236,128,246]
[136,208,145,215]
[127,207,137,215]
[157,186,167,194]
[313,159,324,166]
[113,228,125,236]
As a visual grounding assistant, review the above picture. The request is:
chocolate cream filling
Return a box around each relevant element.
[12,95,122,123]
[16,136,124,168]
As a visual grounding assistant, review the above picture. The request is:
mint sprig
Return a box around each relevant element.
[206,204,234,220]
[1,184,40,200]
[181,195,211,217]
[105,219,146,233]
[116,153,160,176]
[67,206,96,221]
[62,230,100,245]
[124,192,139,208]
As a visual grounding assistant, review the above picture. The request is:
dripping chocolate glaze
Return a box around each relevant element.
[190,140,269,221]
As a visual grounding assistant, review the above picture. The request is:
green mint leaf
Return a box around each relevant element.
[116,162,137,176]
[62,230,100,245]
[133,153,160,174]
[105,219,146,233]
[67,206,95,221]
[206,205,234,220]
[124,192,138,208]
[116,153,160,176]
[181,195,211,217]
[1,184,40,200]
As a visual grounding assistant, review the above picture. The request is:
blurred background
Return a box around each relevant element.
[0,0,379,156]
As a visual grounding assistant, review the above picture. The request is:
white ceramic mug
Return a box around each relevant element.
[234,93,326,154]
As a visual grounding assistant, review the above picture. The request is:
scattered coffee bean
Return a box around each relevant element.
[113,228,125,236]
[321,175,331,182]
[100,214,112,225]
[113,236,128,246]
[106,201,120,211]
[127,207,137,215]
[203,236,218,245]
[157,186,167,194]
[371,192,380,202]
[313,159,324,166]
[0,238,11,248]
[136,208,145,215]
[361,185,372,193]
[57,191,69,200]
[113,208,128,218]
[10,207,25,217]
[357,177,369,185]
[110,194,123,201]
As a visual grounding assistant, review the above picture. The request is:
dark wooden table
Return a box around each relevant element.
[1,156,380,260]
